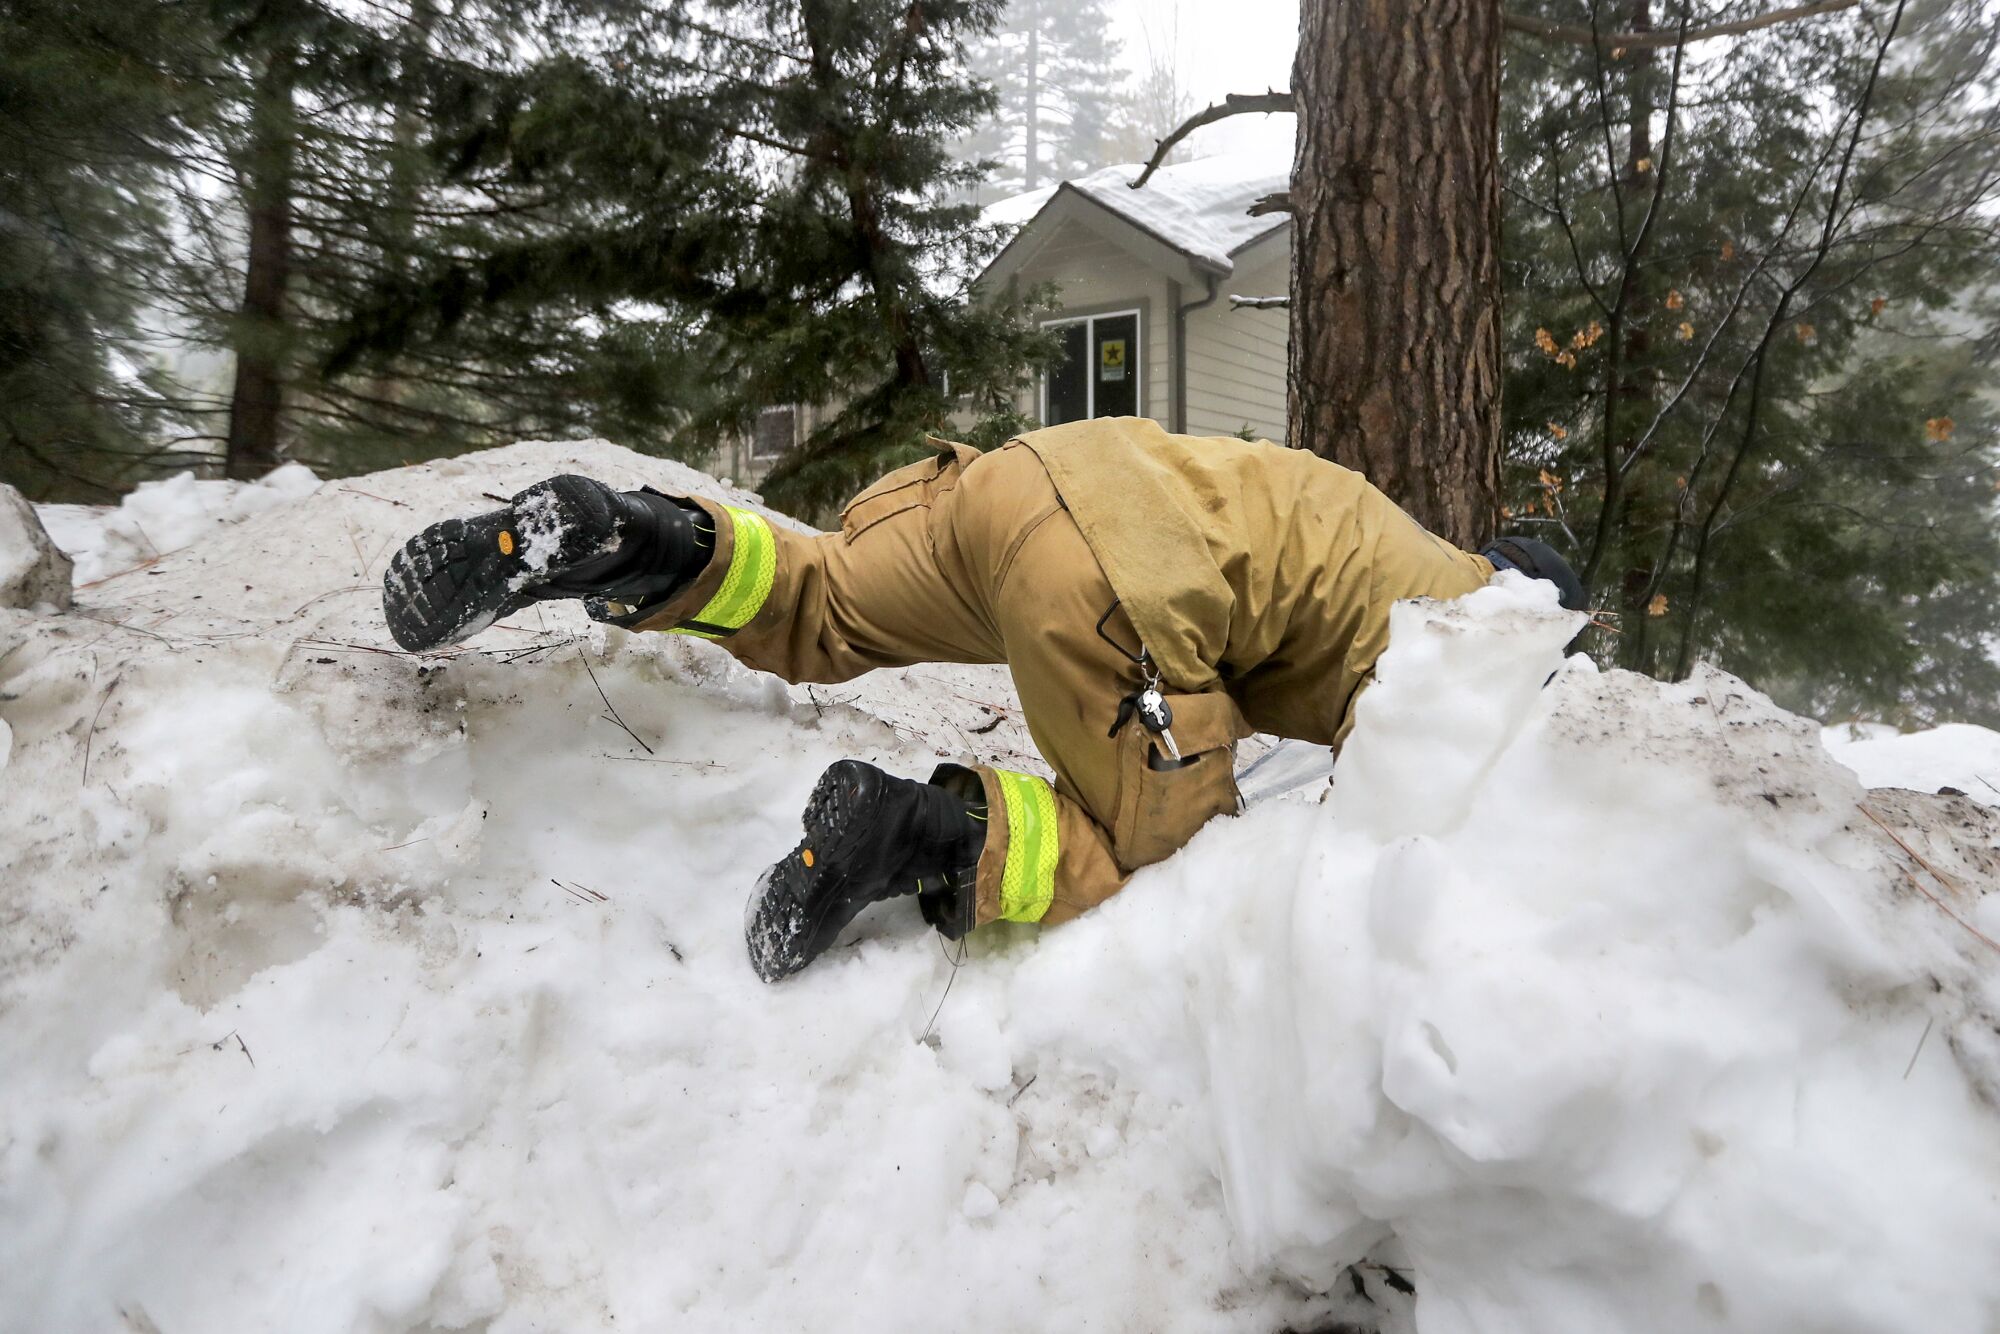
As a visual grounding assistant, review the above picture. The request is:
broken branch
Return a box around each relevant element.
[1130,91,1294,190]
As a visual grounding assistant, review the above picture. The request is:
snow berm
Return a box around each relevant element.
[3,441,1997,1334]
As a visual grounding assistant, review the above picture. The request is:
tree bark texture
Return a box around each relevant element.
[224,51,296,481]
[1287,0,1503,548]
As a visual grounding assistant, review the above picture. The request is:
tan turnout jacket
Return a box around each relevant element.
[632,418,1492,931]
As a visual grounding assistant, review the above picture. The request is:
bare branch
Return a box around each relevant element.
[1229,294,1289,310]
[1129,91,1294,190]
[1669,0,1909,678]
[1503,0,1857,50]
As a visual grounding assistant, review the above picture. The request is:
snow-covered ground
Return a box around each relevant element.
[36,462,322,586]
[4,442,1998,1334]
[1824,721,2000,804]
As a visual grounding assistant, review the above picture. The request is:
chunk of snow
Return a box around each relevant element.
[1824,721,2000,805]
[0,483,72,610]
[35,461,321,585]
[1,440,1996,1334]
[961,1183,1000,1220]
[509,484,568,577]
[1008,588,2000,1332]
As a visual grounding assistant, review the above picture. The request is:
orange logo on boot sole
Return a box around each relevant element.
[497,530,515,555]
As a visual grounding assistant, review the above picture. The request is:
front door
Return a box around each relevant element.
[1091,313,1137,418]
[1042,310,1140,426]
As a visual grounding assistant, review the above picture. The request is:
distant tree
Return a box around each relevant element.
[0,2,193,499]
[1501,0,2000,722]
[1109,3,1195,171]
[961,0,1132,195]
[336,0,1054,520]
[1135,0,1908,552]
[173,0,674,481]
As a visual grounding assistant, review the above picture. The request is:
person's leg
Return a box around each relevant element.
[623,444,1005,678]
[924,444,1250,935]
[381,451,1004,674]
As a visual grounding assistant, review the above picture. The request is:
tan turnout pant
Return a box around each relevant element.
[632,437,1481,929]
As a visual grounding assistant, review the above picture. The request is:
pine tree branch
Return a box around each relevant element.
[1502,0,1858,50]
[1128,91,1293,189]
[1669,0,1908,679]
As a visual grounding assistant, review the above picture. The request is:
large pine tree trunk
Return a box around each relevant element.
[1287,0,1503,548]
[224,51,296,481]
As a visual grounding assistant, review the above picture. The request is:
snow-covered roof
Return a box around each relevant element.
[982,153,1290,274]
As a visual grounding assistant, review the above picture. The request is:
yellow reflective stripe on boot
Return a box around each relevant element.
[673,506,776,639]
[994,769,1058,923]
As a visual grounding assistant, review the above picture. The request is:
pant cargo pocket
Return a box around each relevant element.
[1111,690,1250,871]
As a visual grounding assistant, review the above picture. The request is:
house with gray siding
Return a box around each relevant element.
[712,153,1292,487]
[976,154,1292,443]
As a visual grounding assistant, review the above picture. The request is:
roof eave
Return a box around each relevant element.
[975,182,1235,294]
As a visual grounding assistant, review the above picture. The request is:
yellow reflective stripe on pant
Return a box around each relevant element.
[994,769,1058,922]
[674,506,777,638]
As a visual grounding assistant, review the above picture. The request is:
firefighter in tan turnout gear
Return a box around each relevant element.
[383,417,1584,980]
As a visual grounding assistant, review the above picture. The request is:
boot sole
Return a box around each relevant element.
[383,509,532,652]
[745,760,887,982]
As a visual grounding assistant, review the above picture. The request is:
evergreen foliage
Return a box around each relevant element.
[0,2,192,499]
[338,0,1054,521]
[1500,0,2000,725]
[2,0,1050,510]
[172,0,681,480]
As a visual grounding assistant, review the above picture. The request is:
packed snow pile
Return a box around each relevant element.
[35,460,321,586]
[1825,721,2000,805]
[3,441,1998,1334]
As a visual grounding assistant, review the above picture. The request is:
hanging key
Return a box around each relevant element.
[1136,686,1180,761]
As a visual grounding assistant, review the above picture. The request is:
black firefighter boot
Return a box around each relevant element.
[746,761,986,982]
[383,475,713,652]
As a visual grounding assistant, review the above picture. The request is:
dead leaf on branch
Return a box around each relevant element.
[1648,594,1670,618]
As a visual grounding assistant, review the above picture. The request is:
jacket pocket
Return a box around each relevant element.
[1112,690,1250,871]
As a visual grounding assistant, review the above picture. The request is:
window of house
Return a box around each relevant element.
[751,406,796,461]
[1041,310,1139,426]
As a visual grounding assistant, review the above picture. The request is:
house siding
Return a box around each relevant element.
[1003,220,1173,426]
[1183,233,1290,443]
